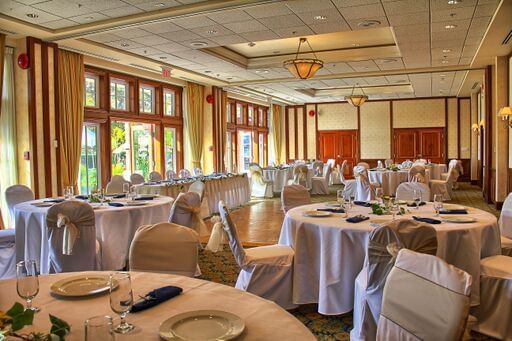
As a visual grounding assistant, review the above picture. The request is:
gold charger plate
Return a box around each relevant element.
[50,274,118,297]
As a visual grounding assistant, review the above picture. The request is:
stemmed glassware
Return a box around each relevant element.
[413,190,422,210]
[129,186,137,201]
[85,315,115,341]
[342,192,352,218]
[16,260,40,312]
[337,189,344,205]
[122,183,130,197]
[64,186,74,200]
[375,188,384,204]
[109,272,135,334]
[433,194,444,216]
[389,199,400,221]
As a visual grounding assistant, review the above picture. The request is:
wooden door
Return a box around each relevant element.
[319,130,358,178]
[393,129,417,163]
[393,128,444,163]
[419,129,444,163]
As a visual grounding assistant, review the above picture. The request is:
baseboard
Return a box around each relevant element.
[495,201,504,210]
[470,180,478,185]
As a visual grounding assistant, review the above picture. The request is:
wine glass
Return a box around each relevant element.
[389,200,400,221]
[375,188,384,204]
[109,272,134,334]
[85,316,114,341]
[16,260,40,312]
[433,194,444,216]
[342,193,352,218]
[337,189,344,205]
[413,190,422,210]
[122,183,130,197]
[99,188,106,207]
[129,186,137,201]
[64,186,74,200]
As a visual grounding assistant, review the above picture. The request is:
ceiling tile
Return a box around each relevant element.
[180,38,220,49]
[431,19,471,32]
[132,0,181,11]
[332,0,380,7]
[102,5,143,17]
[474,3,498,17]
[308,21,350,34]
[190,24,234,37]
[172,15,217,29]
[431,6,475,23]
[105,39,144,50]
[68,12,109,24]
[153,42,191,53]
[284,0,335,13]
[207,9,252,24]
[130,34,170,45]
[387,12,429,26]
[338,3,386,20]
[87,32,123,43]
[244,3,292,19]
[223,20,268,33]
[295,9,344,24]
[32,0,95,18]
[239,30,280,42]
[115,28,152,39]
[1,3,62,24]
[42,19,76,29]
[272,26,314,38]
[69,0,127,11]
[208,34,248,45]
[382,0,429,14]
[159,30,201,42]
[257,14,304,29]
[142,21,182,34]
[347,16,389,30]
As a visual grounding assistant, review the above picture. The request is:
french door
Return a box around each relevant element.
[393,128,445,164]
[318,130,358,178]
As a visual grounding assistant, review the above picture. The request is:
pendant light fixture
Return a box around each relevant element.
[283,37,323,80]
[345,83,368,107]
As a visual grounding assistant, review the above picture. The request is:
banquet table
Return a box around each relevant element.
[263,167,313,192]
[279,202,501,315]
[426,163,447,180]
[14,197,173,274]
[0,271,315,340]
[135,175,250,216]
[369,169,432,196]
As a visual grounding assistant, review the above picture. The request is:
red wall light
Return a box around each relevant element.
[308,110,315,117]
[17,53,30,69]
[206,94,214,104]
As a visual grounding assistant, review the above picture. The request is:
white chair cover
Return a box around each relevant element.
[288,164,308,188]
[249,163,273,198]
[328,159,341,185]
[149,171,163,182]
[354,166,374,201]
[192,167,203,176]
[130,173,145,185]
[473,255,512,340]
[168,192,208,237]
[401,160,413,169]
[312,161,324,176]
[384,159,393,168]
[429,167,453,201]
[395,182,431,202]
[179,169,191,178]
[408,164,426,183]
[281,185,311,213]
[376,249,471,341]
[5,185,34,226]
[129,222,199,277]
[339,160,357,198]
[351,219,438,341]
[105,175,131,194]
[46,201,98,273]
[188,180,206,202]
[499,193,512,255]
[442,160,463,188]
[358,162,370,169]
[311,164,331,195]
[0,229,16,279]
[218,201,296,309]
[165,169,177,180]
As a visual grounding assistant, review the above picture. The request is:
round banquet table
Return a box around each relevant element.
[0,271,315,340]
[369,169,432,196]
[263,168,313,193]
[14,197,174,274]
[426,163,447,180]
[278,202,501,315]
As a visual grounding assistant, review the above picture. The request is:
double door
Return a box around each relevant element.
[393,128,445,164]
[318,130,358,178]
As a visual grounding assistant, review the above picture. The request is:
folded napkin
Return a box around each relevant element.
[108,202,124,207]
[406,201,426,207]
[439,209,467,214]
[112,194,126,199]
[353,201,371,207]
[134,195,154,201]
[346,215,370,223]
[44,198,65,203]
[413,216,441,224]
[317,208,345,213]
[75,195,88,200]
[131,286,182,313]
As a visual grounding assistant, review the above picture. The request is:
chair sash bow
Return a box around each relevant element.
[176,201,209,237]
[56,213,80,255]
[205,216,226,252]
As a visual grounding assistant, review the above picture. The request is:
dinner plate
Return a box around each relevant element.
[325,201,341,207]
[125,201,147,206]
[50,274,118,297]
[159,310,245,341]
[442,204,466,211]
[31,202,54,207]
[440,216,477,224]
[303,210,332,217]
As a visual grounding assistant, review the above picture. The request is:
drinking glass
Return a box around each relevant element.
[375,188,384,204]
[122,183,130,196]
[109,272,134,334]
[99,188,106,206]
[64,186,74,200]
[16,260,40,312]
[389,200,400,221]
[413,190,421,210]
[342,193,352,218]
[433,194,444,216]
[129,186,137,200]
[85,315,114,341]
[337,189,344,205]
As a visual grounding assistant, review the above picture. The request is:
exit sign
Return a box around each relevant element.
[161,67,172,78]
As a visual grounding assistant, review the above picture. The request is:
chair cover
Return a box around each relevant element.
[165,169,177,180]
[408,164,426,183]
[328,159,342,185]
[384,159,393,168]
[249,163,273,198]
[473,255,512,340]
[188,180,206,202]
[311,164,331,195]
[339,160,357,197]
[312,161,324,176]
[192,167,203,176]
[395,182,431,202]
[498,193,512,256]
[401,160,413,169]
[179,169,191,178]
[354,166,374,201]
[168,192,208,237]
[441,160,463,189]
[429,167,453,201]
[500,236,512,256]
[129,222,199,277]
[0,229,16,279]
[130,173,145,185]
[288,164,308,188]
[5,185,34,226]
[351,219,438,341]
[46,201,98,273]
[149,171,163,182]
[281,185,311,213]
[358,162,370,169]
[218,201,296,309]
[376,249,471,341]
[105,175,131,194]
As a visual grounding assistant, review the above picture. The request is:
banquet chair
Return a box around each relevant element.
[407,164,427,183]
[340,160,357,198]
[149,171,163,182]
[192,167,203,176]
[0,229,16,279]
[498,192,512,256]
[376,249,471,341]
[327,159,342,185]
[130,173,145,185]
[179,169,192,178]
[5,184,34,225]
[281,185,311,213]
[429,166,454,201]
[312,160,324,176]
[249,163,273,198]
[395,182,431,202]
[219,201,296,309]
[351,219,438,341]
[46,201,100,273]
[311,163,331,195]
[188,180,206,202]
[165,169,177,180]
[129,222,198,277]
[105,175,131,194]
[473,255,512,340]
[442,159,463,189]
[354,166,375,201]
[357,162,370,169]
[168,192,208,237]
[384,159,393,168]
[288,164,308,188]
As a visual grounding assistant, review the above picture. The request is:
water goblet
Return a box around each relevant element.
[85,315,114,341]
[413,190,422,210]
[337,189,344,205]
[122,183,130,197]
[433,194,444,216]
[375,188,384,204]
[16,260,40,312]
[389,200,400,221]
[109,272,135,334]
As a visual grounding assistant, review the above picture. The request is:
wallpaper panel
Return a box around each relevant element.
[447,98,458,159]
[317,103,357,130]
[306,104,316,160]
[34,44,46,198]
[288,109,295,159]
[360,102,390,159]
[459,99,471,159]
[393,99,445,128]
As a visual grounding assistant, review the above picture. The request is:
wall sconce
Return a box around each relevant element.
[497,106,512,127]
[472,123,479,133]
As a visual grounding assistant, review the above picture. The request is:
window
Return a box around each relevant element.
[163,90,175,116]
[139,85,155,114]
[259,133,265,166]
[226,132,232,172]
[238,130,252,172]
[110,79,128,110]
[84,74,98,107]
[226,103,231,123]
[236,103,243,124]
[79,123,100,194]
[248,106,254,125]
[258,108,264,127]
[164,127,177,172]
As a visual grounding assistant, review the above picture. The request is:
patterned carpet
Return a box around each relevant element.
[198,182,499,340]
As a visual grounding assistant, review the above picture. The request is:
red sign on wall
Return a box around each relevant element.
[161,67,172,78]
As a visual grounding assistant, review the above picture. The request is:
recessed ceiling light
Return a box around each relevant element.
[255,70,261,73]
[352,43,360,47]
[84,16,94,20]
[445,24,457,29]
[248,42,256,47]
[159,56,167,60]
[441,60,449,64]
[204,70,212,73]
[314,15,327,20]
[357,20,381,28]
[226,77,233,80]
[154,2,165,7]
[26,13,39,19]
[121,42,129,47]
[190,41,208,47]
[448,0,461,4]
[377,58,397,64]
[207,29,218,35]
[263,70,269,74]
[442,49,451,53]
[440,74,446,77]
[273,50,280,54]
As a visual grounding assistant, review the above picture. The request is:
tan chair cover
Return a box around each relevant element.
[288,164,308,188]
[312,161,324,176]
[130,173,144,185]
[166,169,177,180]
[179,169,191,178]
[384,159,393,168]
[192,167,203,176]
[149,171,163,181]
[129,222,199,277]
[249,163,273,198]
[188,180,206,202]
[408,164,426,183]
[105,175,131,194]
[376,249,471,341]
[358,162,370,169]
[46,201,98,273]
[395,182,431,202]
[281,185,311,213]
[168,192,208,237]
[311,164,331,195]
[5,184,34,226]
[430,167,454,201]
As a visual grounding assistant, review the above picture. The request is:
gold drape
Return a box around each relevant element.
[58,49,84,193]
[272,104,282,164]
[213,87,227,172]
[186,82,204,169]
[0,33,5,118]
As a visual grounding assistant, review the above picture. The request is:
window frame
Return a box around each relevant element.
[84,73,100,108]
[139,84,156,115]
[110,77,131,112]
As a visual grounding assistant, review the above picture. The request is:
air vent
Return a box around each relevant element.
[502,29,512,45]
[0,28,17,35]
[471,82,479,90]
[60,46,120,62]
[128,63,161,73]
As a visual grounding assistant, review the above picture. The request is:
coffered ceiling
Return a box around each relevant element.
[0,0,507,104]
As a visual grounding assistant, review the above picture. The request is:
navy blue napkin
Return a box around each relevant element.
[346,215,370,223]
[44,198,65,203]
[131,286,182,313]
[75,195,88,200]
[413,216,441,224]
[112,194,126,199]
[407,201,426,207]
[317,208,345,213]
[439,209,467,214]
[135,195,154,201]
[108,202,124,207]
[353,201,371,207]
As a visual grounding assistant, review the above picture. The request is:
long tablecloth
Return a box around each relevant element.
[263,168,313,192]
[14,197,173,273]
[0,271,315,340]
[279,202,500,315]
[135,176,250,216]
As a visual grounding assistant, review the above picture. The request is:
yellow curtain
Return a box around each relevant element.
[186,82,204,169]
[218,88,227,171]
[272,104,282,164]
[0,33,5,118]
[58,49,84,193]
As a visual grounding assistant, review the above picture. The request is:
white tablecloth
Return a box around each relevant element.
[369,169,432,196]
[0,271,315,340]
[263,168,313,192]
[279,203,500,314]
[135,175,250,216]
[14,197,173,273]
